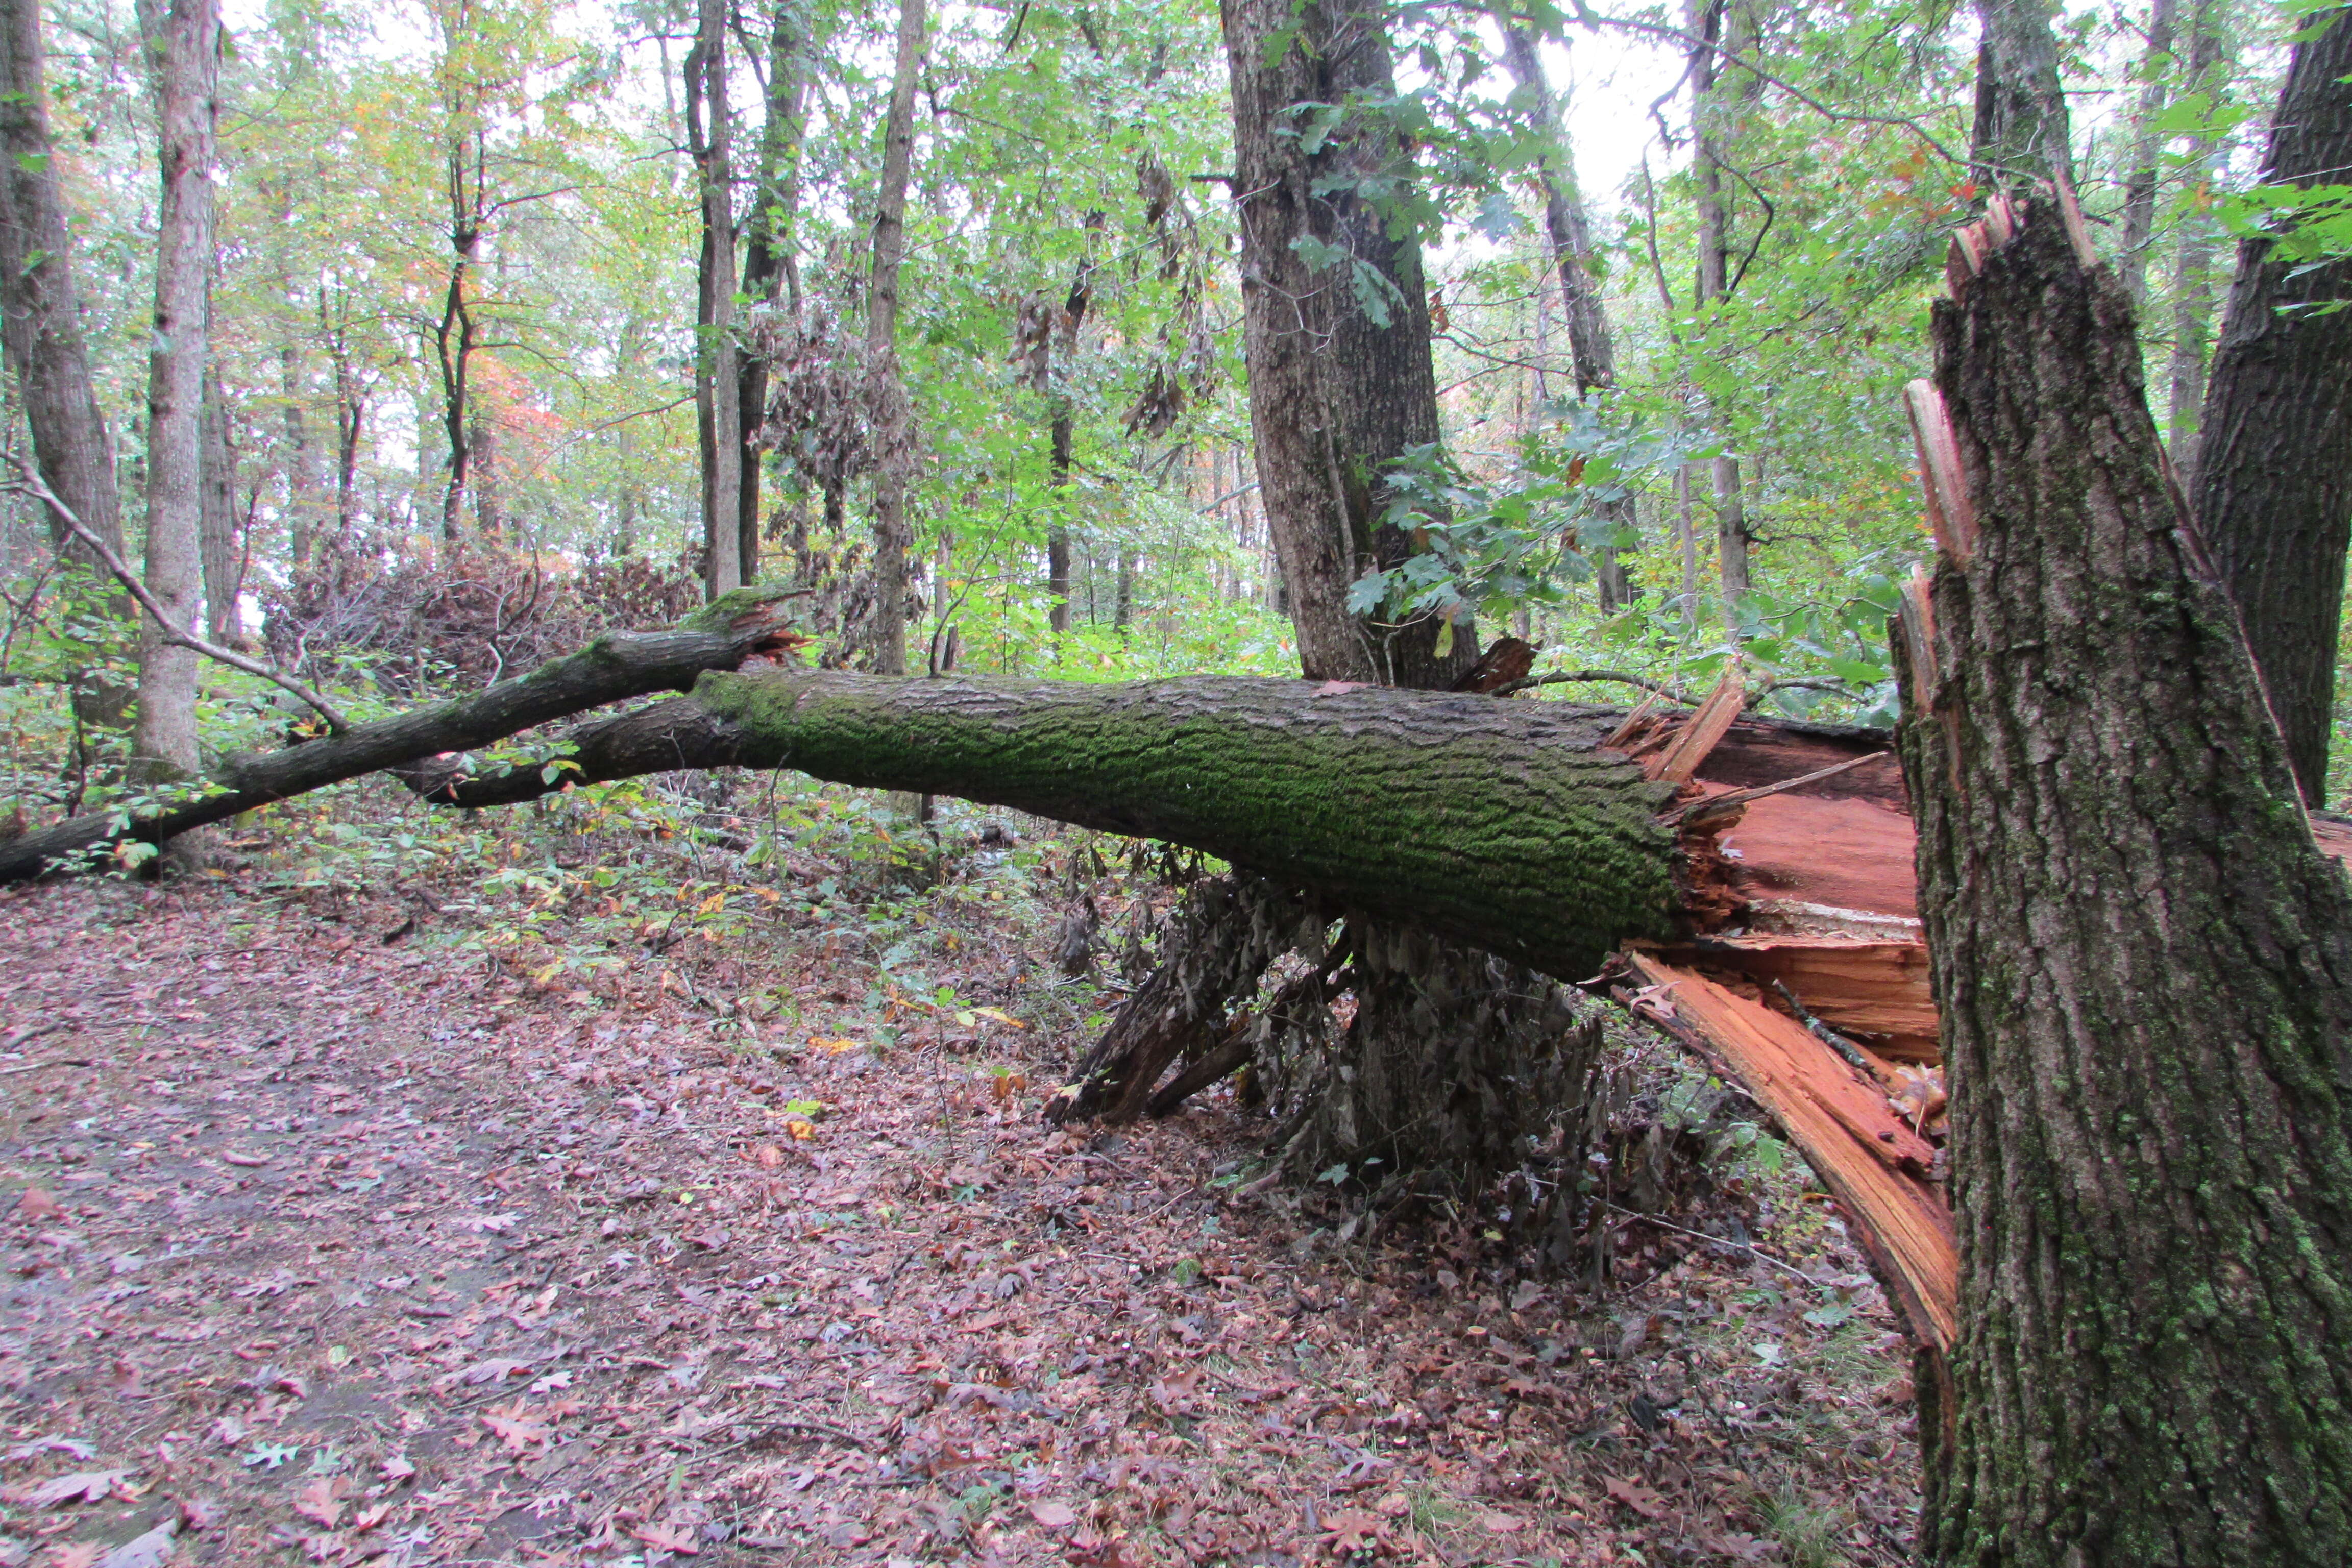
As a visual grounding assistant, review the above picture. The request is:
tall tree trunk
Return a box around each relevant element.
[1500,23,1632,610]
[1221,0,1475,688]
[131,0,217,801]
[199,374,238,646]
[2165,3,2227,470]
[434,146,482,541]
[733,0,811,590]
[1689,0,1756,607]
[1904,195,2352,1568]
[1039,222,1099,638]
[866,0,926,674]
[2116,0,2179,303]
[0,0,131,727]
[469,406,501,536]
[2192,5,2352,806]
[688,0,742,599]
[1970,0,2073,195]
[280,343,314,567]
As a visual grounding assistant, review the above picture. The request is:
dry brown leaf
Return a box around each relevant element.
[630,1521,699,1553]
[1604,1475,1668,1520]
[1027,1500,1077,1528]
[292,1475,353,1528]
[9,1470,130,1507]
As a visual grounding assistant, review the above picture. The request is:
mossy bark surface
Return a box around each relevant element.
[1904,207,2352,1566]
[434,669,1681,982]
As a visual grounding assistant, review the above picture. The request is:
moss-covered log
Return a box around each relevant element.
[0,587,808,882]
[414,667,1682,981]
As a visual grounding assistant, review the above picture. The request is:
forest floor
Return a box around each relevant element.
[0,816,1921,1568]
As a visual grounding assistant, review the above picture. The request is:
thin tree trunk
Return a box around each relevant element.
[1500,22,1632,610]
[131,0,217,802]
[1690,0,1758,608]
[1041,225,1098,637]
[2165,5,2227,471]
[2116,0,2179,303]
[432,91,483,541]
[688,0,742,599]
[2191,5,2352,805]
[279,344,314,567]
[199,374,237,646]
[732,0,809,590]
[866,0,926,674]
[1904,195,2352,1568]
[0,0,131,727]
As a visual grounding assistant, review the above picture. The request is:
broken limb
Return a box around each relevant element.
[0,586,811,881]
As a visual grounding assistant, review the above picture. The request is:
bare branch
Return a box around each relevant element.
[7,455,352,733]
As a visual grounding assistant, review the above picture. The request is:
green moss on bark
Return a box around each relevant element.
[694,670,1678,980]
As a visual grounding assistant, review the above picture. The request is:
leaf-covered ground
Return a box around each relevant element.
[0,846,1920,1567]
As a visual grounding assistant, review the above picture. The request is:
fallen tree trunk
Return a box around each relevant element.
[412,669,1684,981]
[0,587,808,882]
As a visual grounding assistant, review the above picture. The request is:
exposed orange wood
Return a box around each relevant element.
[1649,662,1746,784]
[1658,934,1939,1064]
[1716,793,1920,919]
[1905,380,1976,565]
[1626,951,1957,1352]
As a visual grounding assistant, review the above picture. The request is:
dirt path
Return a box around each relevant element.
[0,879,1918,1567]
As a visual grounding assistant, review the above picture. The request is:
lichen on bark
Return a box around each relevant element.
[1903,203,2352,1567]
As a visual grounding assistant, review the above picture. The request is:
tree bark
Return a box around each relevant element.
[411,668,1680,979]
[2115,0,2178,304]
[866,0,926,675]
[1220,0,1474,687]
[1970,0,2074,196]
[2191,6,2352,805]
[0,0,131,727]
[0,588,811,882]
[1500,23,1633,611]
[131,0,218,797]
[2164,1,2227,472]
[1688,0,1757,607]
[199,374,239,646]
[687,0,743,599]
[734,0,811,589]
[1904,199,2352,1566]
[1043,231,1098,638]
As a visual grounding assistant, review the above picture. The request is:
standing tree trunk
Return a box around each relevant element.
[1501,23,1633,610]
[866,0,926,675]
[1688,0,1759,607]
[0,0,131,728]
[433,145,483,541]
[687,0,743,599]
[1221,0,1475,688]
[2165,1,2227,469]
[1037,219,1099,638]
[131,0,218,802]
[1059,0,1607,1204]
[1903,195,2352,1568]
[199,374,238,646]
[1970,0,2073,195]
[734,0,811,590]
[2191,4,2352,805]
[2115,0,2179,304]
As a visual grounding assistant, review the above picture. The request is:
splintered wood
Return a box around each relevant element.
[1626,951,1958,1352]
